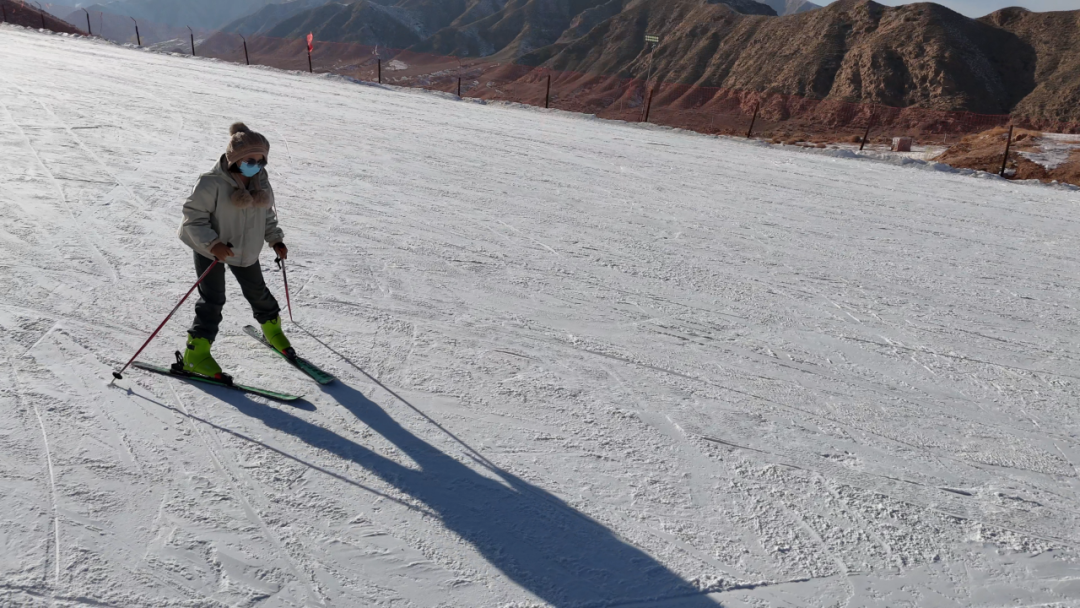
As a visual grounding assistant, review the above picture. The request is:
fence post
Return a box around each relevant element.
[746,102,760,138]
[641,87,654,123]
[999,125,1014,177]
[30,1,45,29]
[239,34,249,65]
[457,77,461,97]
[377,58,381,84]
[545,74,551,109]
[859,111,875,151]
[187,26,195,56]
[131,17,140,46]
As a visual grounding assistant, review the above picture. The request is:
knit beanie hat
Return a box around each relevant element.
[225,122,270,166]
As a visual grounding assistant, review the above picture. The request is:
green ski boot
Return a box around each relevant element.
[181,335,224,378]
[261,317,294,358]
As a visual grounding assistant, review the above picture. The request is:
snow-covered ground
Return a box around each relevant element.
[1022,133,1080,172]
[823,141,949,162]
[3,25,1080,608]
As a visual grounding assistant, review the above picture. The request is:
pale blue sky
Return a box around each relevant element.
[816,0,1079,17]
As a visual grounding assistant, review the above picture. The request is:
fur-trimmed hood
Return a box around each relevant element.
[217,155,274,209]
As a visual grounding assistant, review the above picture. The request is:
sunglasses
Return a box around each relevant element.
[241,158,267,169]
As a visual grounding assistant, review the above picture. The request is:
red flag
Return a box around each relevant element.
[306,33,313,53]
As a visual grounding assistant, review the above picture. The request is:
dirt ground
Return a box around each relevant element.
[933,127,1080,186]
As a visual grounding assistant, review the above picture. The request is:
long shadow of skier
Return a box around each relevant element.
[222,379,723,607]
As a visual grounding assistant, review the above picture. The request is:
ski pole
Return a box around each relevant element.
[112,253,225,380]
[275,256,294,322]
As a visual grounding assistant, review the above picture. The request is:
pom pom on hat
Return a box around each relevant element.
[225,122,269,166]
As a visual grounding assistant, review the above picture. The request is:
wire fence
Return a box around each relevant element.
[11,4,1080,142]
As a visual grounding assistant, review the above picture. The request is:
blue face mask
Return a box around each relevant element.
[239,159,265,178]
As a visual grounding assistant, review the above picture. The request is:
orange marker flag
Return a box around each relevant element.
[307,32,313,53]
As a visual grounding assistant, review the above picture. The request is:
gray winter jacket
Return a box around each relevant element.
[178,155,284,268]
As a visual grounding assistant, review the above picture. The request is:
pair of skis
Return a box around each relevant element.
[132,326,333,403]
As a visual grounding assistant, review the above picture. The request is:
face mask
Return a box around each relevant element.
[239,159,265,178]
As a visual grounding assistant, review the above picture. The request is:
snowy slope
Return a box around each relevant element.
[2,25,1080,608]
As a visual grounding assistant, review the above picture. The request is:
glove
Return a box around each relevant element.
[273,242,288,261]
[210,242,234,261]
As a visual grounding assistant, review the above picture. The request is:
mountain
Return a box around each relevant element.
[67,0,285,31]
[255,1,427,48]
[219,0,331,36]
[210,0,1079,123]
[9,22,1080,608]
[756,0,819,16]
[220,0,775,60]
[37,0,84,18]
[979,7,1080,125]
[520,0,1078,122]
[60,5,198,44]
[411,0,635,60]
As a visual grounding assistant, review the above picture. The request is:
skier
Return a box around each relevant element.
[177,122,292,378]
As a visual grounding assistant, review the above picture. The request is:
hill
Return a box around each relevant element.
[58,4,197,45]
[3,23,1080,608]
[980,7,1080,125]
[521,0,1078,122]
[756,0,819,15]
[2,0,83,33]
[212,0,1080,123]
[219,0,329,37]
[255,0,427,48]
[220,0,775,60]
[65,0,284,31]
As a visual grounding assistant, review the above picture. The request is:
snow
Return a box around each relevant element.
[809,141,949,163]
[3,23,1080,607]
[1021,133,1080,172]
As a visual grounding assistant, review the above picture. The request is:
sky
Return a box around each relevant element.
[816,0,1079,17]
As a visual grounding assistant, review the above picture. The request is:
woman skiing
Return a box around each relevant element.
[177,122,291,378]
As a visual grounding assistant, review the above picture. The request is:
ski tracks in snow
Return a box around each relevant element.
[4,25,1080,607]
[0,96,119,284]
[166,382,328,607]
[9,361,62,591]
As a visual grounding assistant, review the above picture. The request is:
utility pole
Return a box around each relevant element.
[860,111,875,152]
[999,125,1015,177]
[643,34,659,88]
[641,34,659,122]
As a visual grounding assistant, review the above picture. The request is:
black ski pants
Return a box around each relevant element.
[188,252,280,342]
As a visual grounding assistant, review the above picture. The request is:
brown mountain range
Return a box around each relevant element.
[40,0,1041,126]
[521,0,1080,122]
[213,0,1079,123]
[223,0,775,56]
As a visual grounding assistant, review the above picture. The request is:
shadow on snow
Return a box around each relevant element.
[210,377,723,607]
